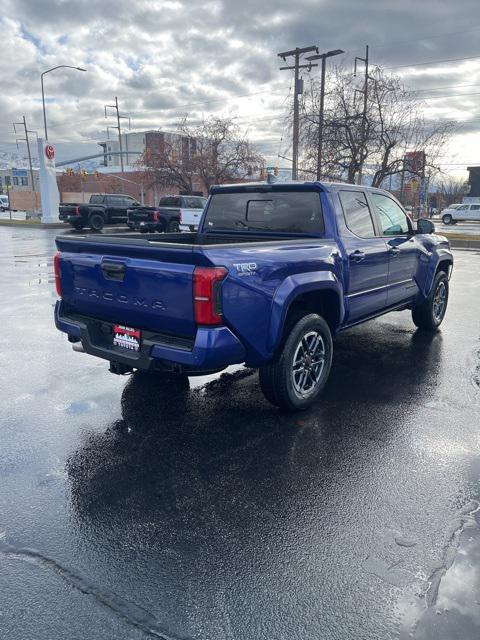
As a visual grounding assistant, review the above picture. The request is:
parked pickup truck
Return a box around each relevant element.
[127,195,207,233]
[59,193,142,231]
[54,181,452,411]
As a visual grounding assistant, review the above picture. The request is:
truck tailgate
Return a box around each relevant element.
[57,247,196,337]
[127,207,153,222]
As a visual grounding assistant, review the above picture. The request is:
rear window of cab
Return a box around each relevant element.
[204,191,324,234]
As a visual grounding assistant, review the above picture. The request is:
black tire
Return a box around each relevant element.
[412,271,449,330]
[88,212,105,232]
[167,220,180,233]
[259,313,333,411]
[70,220,84,230]
[442,214,452,225]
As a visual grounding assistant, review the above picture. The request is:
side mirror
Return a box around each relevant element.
[417,218,435,234]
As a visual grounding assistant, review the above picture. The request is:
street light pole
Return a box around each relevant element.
[40,65,86,140]
[306,49,344,181]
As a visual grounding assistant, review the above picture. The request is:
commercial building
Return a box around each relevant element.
[0,168,40,194]
[98,130,195,168]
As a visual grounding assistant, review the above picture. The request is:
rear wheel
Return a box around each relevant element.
[88,212,105,232]
[442,214,452,225]
[412,271,449,330]
[259,313,333,411]
[167,220,180,233]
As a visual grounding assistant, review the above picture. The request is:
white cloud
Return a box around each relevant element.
[1,1,480,174]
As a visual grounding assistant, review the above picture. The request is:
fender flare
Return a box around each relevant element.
[268,271,345,353]
[423,249,453,297]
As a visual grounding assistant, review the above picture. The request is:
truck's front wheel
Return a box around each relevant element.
[259,313,333,411]
[412,271,449,330]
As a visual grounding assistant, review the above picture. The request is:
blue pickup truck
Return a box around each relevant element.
[54,181,452,410]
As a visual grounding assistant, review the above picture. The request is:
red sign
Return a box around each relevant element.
[45,144,55,160]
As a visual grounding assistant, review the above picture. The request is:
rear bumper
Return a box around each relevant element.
[59,214,81,224]
[54,300,246,372]
[128,221,161,232]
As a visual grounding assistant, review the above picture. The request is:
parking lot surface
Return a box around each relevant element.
[1,226,479,640]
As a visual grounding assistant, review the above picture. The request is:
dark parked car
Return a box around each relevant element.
[127,195,207,233]
[59,194,141,231]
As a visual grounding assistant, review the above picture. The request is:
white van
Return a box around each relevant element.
[0,194,9,211]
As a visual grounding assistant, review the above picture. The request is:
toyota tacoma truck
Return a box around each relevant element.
[54,182,453,411]
[59,193,142,231]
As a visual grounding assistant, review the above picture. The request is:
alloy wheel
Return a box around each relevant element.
[291,330,326,399]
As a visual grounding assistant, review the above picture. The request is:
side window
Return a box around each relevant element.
[184,197,196,208]
[339,190,375,237]
[109,196,124,207]
[458,204,469,210]
[371,193,410,236]
[470,205,480,210]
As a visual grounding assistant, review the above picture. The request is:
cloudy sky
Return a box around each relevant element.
[1,0,480,175]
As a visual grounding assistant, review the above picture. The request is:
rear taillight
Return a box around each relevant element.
[193,266,227,326]
[53,251,62,297]
[75,205,80,216]
[153,210,159,222]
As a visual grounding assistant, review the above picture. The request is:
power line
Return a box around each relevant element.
[352,25,480,53]
[278,44,318,179]
[13,116,36,194]
[385,54,480,70]
[414,83,480,93]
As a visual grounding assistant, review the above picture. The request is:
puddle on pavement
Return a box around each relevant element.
[400,504,480,639]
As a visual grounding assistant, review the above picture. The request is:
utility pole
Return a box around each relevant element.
[354,45,369,185]
[13,116,36,194]
[306,49,344,180]
[105,97,130,173]
[278,46,318,180]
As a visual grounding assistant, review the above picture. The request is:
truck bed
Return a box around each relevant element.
[57,231,319,249]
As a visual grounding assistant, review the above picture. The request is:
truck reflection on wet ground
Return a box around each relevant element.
[64,323,458,640]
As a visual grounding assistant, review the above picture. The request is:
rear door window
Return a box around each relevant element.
[90,195,104,204]
[204,191,324,233]
[339,190,375,237]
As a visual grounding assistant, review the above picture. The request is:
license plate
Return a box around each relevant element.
[113,325,141,351]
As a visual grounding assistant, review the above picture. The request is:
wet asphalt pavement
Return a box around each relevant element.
[1,225,480,640]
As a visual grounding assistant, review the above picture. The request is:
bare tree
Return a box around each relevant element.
[438,176,467,206]
[140,116,264,195]
[299,66,454,186]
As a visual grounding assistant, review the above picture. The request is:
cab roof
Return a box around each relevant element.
[209,180,391,195]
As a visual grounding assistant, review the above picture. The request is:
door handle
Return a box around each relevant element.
[101,261,126,281]
[389,246,400,256]
[349,250,366,263]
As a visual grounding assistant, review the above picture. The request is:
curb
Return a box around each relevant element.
[447,237,480,249]
[0,220,66,228]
